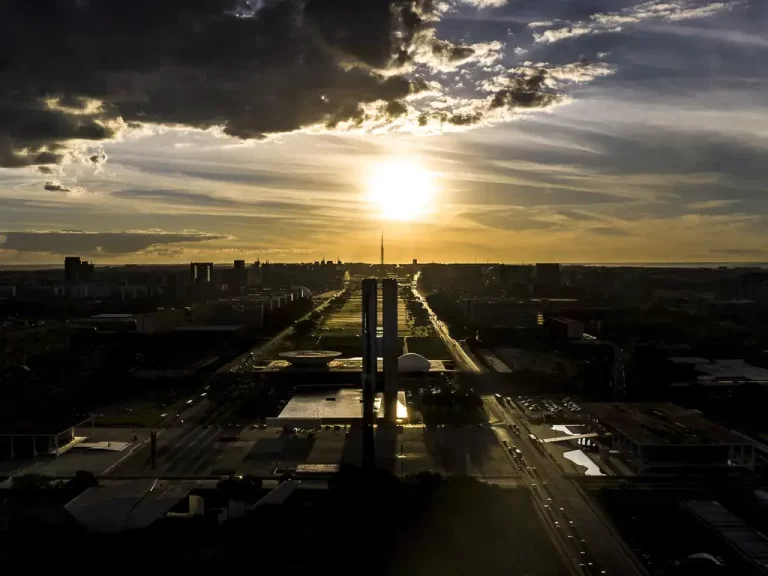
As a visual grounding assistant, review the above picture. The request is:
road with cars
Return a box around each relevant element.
[105,289,349,476]
[411,274,484,374]
[413,271,642,575]
[484,396,644,576]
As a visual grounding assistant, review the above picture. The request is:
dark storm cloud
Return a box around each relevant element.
[0,230,227,255]
[0,0,486,168]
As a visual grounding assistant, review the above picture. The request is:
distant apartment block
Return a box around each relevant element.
[64,256,95,284]
[464,298,540,328]
[189,262,214,286]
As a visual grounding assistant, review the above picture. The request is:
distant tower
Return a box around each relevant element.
[380,229,384,278]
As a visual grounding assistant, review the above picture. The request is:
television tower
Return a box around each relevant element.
[380,229,384,278]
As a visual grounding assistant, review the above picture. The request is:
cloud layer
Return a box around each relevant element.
[0,0,592,169]
[0,230,227,256]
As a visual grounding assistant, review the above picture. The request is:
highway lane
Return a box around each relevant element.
[411,275,484,374]
[413,273,640,574]
[485,396,645,576]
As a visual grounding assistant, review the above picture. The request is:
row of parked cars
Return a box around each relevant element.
[517,396,581,414]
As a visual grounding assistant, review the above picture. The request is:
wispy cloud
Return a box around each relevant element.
[531,0,738,43]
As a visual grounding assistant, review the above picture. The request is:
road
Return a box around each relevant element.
[414,270,642,575]
[108,288,346,476]
[411,274,484,374]
[484,396,644,576]
[228,286,346,373]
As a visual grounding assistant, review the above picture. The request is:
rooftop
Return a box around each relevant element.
[670,357,768,383]
[173,324,246,332]
[583,402,749,447]
[263,357,448,372]
[279,350,342,366]
[65,479,207,533]
[682,501,768,572]
[271,388,407,422]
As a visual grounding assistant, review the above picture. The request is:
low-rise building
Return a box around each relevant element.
[583,402,755,474]
[547,316,584,340]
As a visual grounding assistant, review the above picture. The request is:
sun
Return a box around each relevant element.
[366,160,437,221]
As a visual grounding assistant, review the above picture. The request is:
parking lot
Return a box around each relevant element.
[515,396,582,420]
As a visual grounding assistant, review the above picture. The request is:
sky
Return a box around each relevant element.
[1,0,767,265]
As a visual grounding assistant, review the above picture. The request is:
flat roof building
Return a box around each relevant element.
[583,402,755,473]
[262,356,448,373]
[670,357,768,386]
[266,388,408,427]
[682,501,768,575]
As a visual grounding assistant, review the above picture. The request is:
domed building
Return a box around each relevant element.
[279,350,341,367]
[397,353,431,372]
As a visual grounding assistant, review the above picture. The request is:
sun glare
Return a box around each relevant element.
[366,160,437,221]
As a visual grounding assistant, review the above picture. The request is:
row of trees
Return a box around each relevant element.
[400,286,432,332]
[288,285,352,341]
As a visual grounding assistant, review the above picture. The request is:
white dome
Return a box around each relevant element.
[398,353,431,372]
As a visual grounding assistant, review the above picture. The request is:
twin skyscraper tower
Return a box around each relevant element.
[361,277,399,468]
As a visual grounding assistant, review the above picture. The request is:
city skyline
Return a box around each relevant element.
[1,0,767,264]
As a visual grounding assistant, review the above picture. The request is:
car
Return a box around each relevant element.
[554,521,560,528]
[334,425,341,431]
